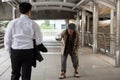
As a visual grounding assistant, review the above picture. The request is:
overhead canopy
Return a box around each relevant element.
[0,0,116,20]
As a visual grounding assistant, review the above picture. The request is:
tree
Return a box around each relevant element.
[40,20,53,29]
[45,20,50,26]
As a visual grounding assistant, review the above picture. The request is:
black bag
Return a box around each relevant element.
[37,43,48,52]
[32,39,44,67]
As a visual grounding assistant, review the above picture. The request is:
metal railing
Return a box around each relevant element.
[0,32,4,48]
[84,32,116,57]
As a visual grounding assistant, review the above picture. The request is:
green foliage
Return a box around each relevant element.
[40,20,54,29]
[40,24,52,29]
[44,20,50,26]
[0,21,9,28]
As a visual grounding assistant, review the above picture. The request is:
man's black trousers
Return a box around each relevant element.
[10,48,34,80]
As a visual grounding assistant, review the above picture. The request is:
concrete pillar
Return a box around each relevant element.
[115,0,120,67]
[87,16,90,32]
[12,7,15,19]
[110,9,115,56]
[65,19,69,28]
[81,10,86,46]
[93,2,98,54]
[75,12,80,31]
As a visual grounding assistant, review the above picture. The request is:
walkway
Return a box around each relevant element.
[0,47,120,80]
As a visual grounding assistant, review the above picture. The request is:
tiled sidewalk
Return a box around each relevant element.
[0,47,120,80]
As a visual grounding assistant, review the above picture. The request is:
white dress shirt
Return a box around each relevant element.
[4,14,43,53]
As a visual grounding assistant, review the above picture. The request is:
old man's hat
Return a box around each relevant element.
[68,23,76,30]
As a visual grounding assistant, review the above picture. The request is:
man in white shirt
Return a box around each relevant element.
[4,2,42,80]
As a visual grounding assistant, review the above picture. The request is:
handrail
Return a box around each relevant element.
[84,32,116,57]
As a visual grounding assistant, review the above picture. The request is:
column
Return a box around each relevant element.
[93,2,98,54]
[110,9,115,56]
[115,0,120,67]
[87,16,90,32]
[75,12,80,31]
[81,10,86,46]
[12,7,15,19]
[65,19,69,28]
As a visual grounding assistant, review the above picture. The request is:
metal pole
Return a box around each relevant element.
[93,1,98,54]
[110,9,115,55]
[12,7,15,19]
[81,10,86,46]
[87,16,90,32]
[75,12,80,31]
[65,19,69,29]
[115,0,120,67]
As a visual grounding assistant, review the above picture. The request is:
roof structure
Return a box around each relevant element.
[0,0,116,20]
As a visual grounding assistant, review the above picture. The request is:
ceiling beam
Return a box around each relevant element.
[72,0,91,10]
[33,6,75,12]
[2,0,11,2]
[95,0,116,9]
[30,1,75,8]
[2,0,19,8]
[30,1,76,12]
[80,5,93,12]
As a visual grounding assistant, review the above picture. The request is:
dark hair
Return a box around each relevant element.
[19,2,32,14]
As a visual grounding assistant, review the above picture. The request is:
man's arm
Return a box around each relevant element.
[56,30,65,41]
[33,22,43,45]
[4,21,13,53]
